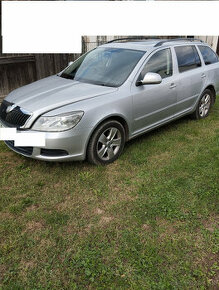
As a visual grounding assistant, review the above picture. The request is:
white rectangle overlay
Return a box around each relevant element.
[2,1,219,53]
[0,128,46,147]
[0,128,17,140]
[14,133,46,147]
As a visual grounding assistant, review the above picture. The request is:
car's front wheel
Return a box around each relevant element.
[87,120,126,165]
[191,89,214,120]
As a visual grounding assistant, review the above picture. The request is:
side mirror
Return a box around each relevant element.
[138,72,162,86]
[68,61,73,67]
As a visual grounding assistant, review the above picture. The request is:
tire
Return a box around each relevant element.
[191,89,213,120]
[87,120,126,165]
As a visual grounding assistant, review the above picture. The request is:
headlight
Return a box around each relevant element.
[32,111,84,132]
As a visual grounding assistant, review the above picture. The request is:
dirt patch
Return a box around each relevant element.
[56,199,74,211]
[202,214,219,232]
[156,218,185,240]
[26,205,38,212]
[25,221,43,232]
[105,162,139,195]
[142,223,151,231]
[148,151,172,167]
[96,208,104,215]
[19,259,35,271]
[0,212,13,220]
[0,152,22,167]
[0,264,7,281]
[0,152,14,158]
[65,222,79,235]
[99,216,114,225]
[76,223,94,238]
[55,194,91,213]
[102,190,138,211]
[38,238,55,249]
[19,259,36,281]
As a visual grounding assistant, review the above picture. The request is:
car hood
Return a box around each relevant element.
[5,75,118,114]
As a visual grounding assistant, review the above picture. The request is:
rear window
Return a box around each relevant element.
[175,45,201,73]
[198,45,219,65]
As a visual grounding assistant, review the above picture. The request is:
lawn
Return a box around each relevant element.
[0,99,218,289]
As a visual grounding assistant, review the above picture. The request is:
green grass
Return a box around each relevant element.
[0,99,219,289]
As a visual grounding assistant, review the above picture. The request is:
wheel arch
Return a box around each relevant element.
[203,84,216,103]
[90,114,129,141]
[85,114,130,158]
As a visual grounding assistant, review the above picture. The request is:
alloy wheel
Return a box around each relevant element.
[96,127,122,161]
[199,94,211,117]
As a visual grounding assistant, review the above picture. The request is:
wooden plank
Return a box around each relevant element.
[0,61,37,97]
[0,55,35,65]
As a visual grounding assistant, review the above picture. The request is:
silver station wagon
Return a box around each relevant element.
[0,38,219,165]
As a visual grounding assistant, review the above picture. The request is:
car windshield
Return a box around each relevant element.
[60,47,145,87]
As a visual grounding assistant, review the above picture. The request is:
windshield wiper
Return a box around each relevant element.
[60,73,74,80]
[98,83,109,87]
[94,82,116,88]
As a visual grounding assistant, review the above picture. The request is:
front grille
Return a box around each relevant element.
[5,140,33,156]
[40,148,68,157]
[0,101,31,127]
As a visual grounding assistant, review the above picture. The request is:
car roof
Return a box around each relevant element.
[100,39,207,52]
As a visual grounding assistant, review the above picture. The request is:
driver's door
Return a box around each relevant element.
[131,48,178,135]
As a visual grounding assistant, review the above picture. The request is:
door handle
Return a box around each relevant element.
[170,83,176,89]
[201,74,206,79]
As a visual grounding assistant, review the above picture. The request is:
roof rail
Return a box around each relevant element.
[107,37,159,44]
[154,38,204,47]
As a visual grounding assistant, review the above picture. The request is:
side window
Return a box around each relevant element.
[140,48,173,79]
[175,45,201,73]
[198,45,219,65]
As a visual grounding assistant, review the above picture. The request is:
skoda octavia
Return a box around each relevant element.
[0,38,219,164]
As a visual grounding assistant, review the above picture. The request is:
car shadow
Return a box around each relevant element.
[124,114,192,150]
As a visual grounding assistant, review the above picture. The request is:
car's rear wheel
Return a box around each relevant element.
[191,89,213,120]
[87,120,125,165]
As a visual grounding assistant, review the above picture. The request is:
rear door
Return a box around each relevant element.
[173,45,206,115]
[197,45,219,93]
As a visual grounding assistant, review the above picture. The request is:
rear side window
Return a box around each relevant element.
[140,48,173,79]
[198,45,219,65]
[175,46,201,73]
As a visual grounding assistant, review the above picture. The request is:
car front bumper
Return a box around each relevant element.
[3,126,92,162]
